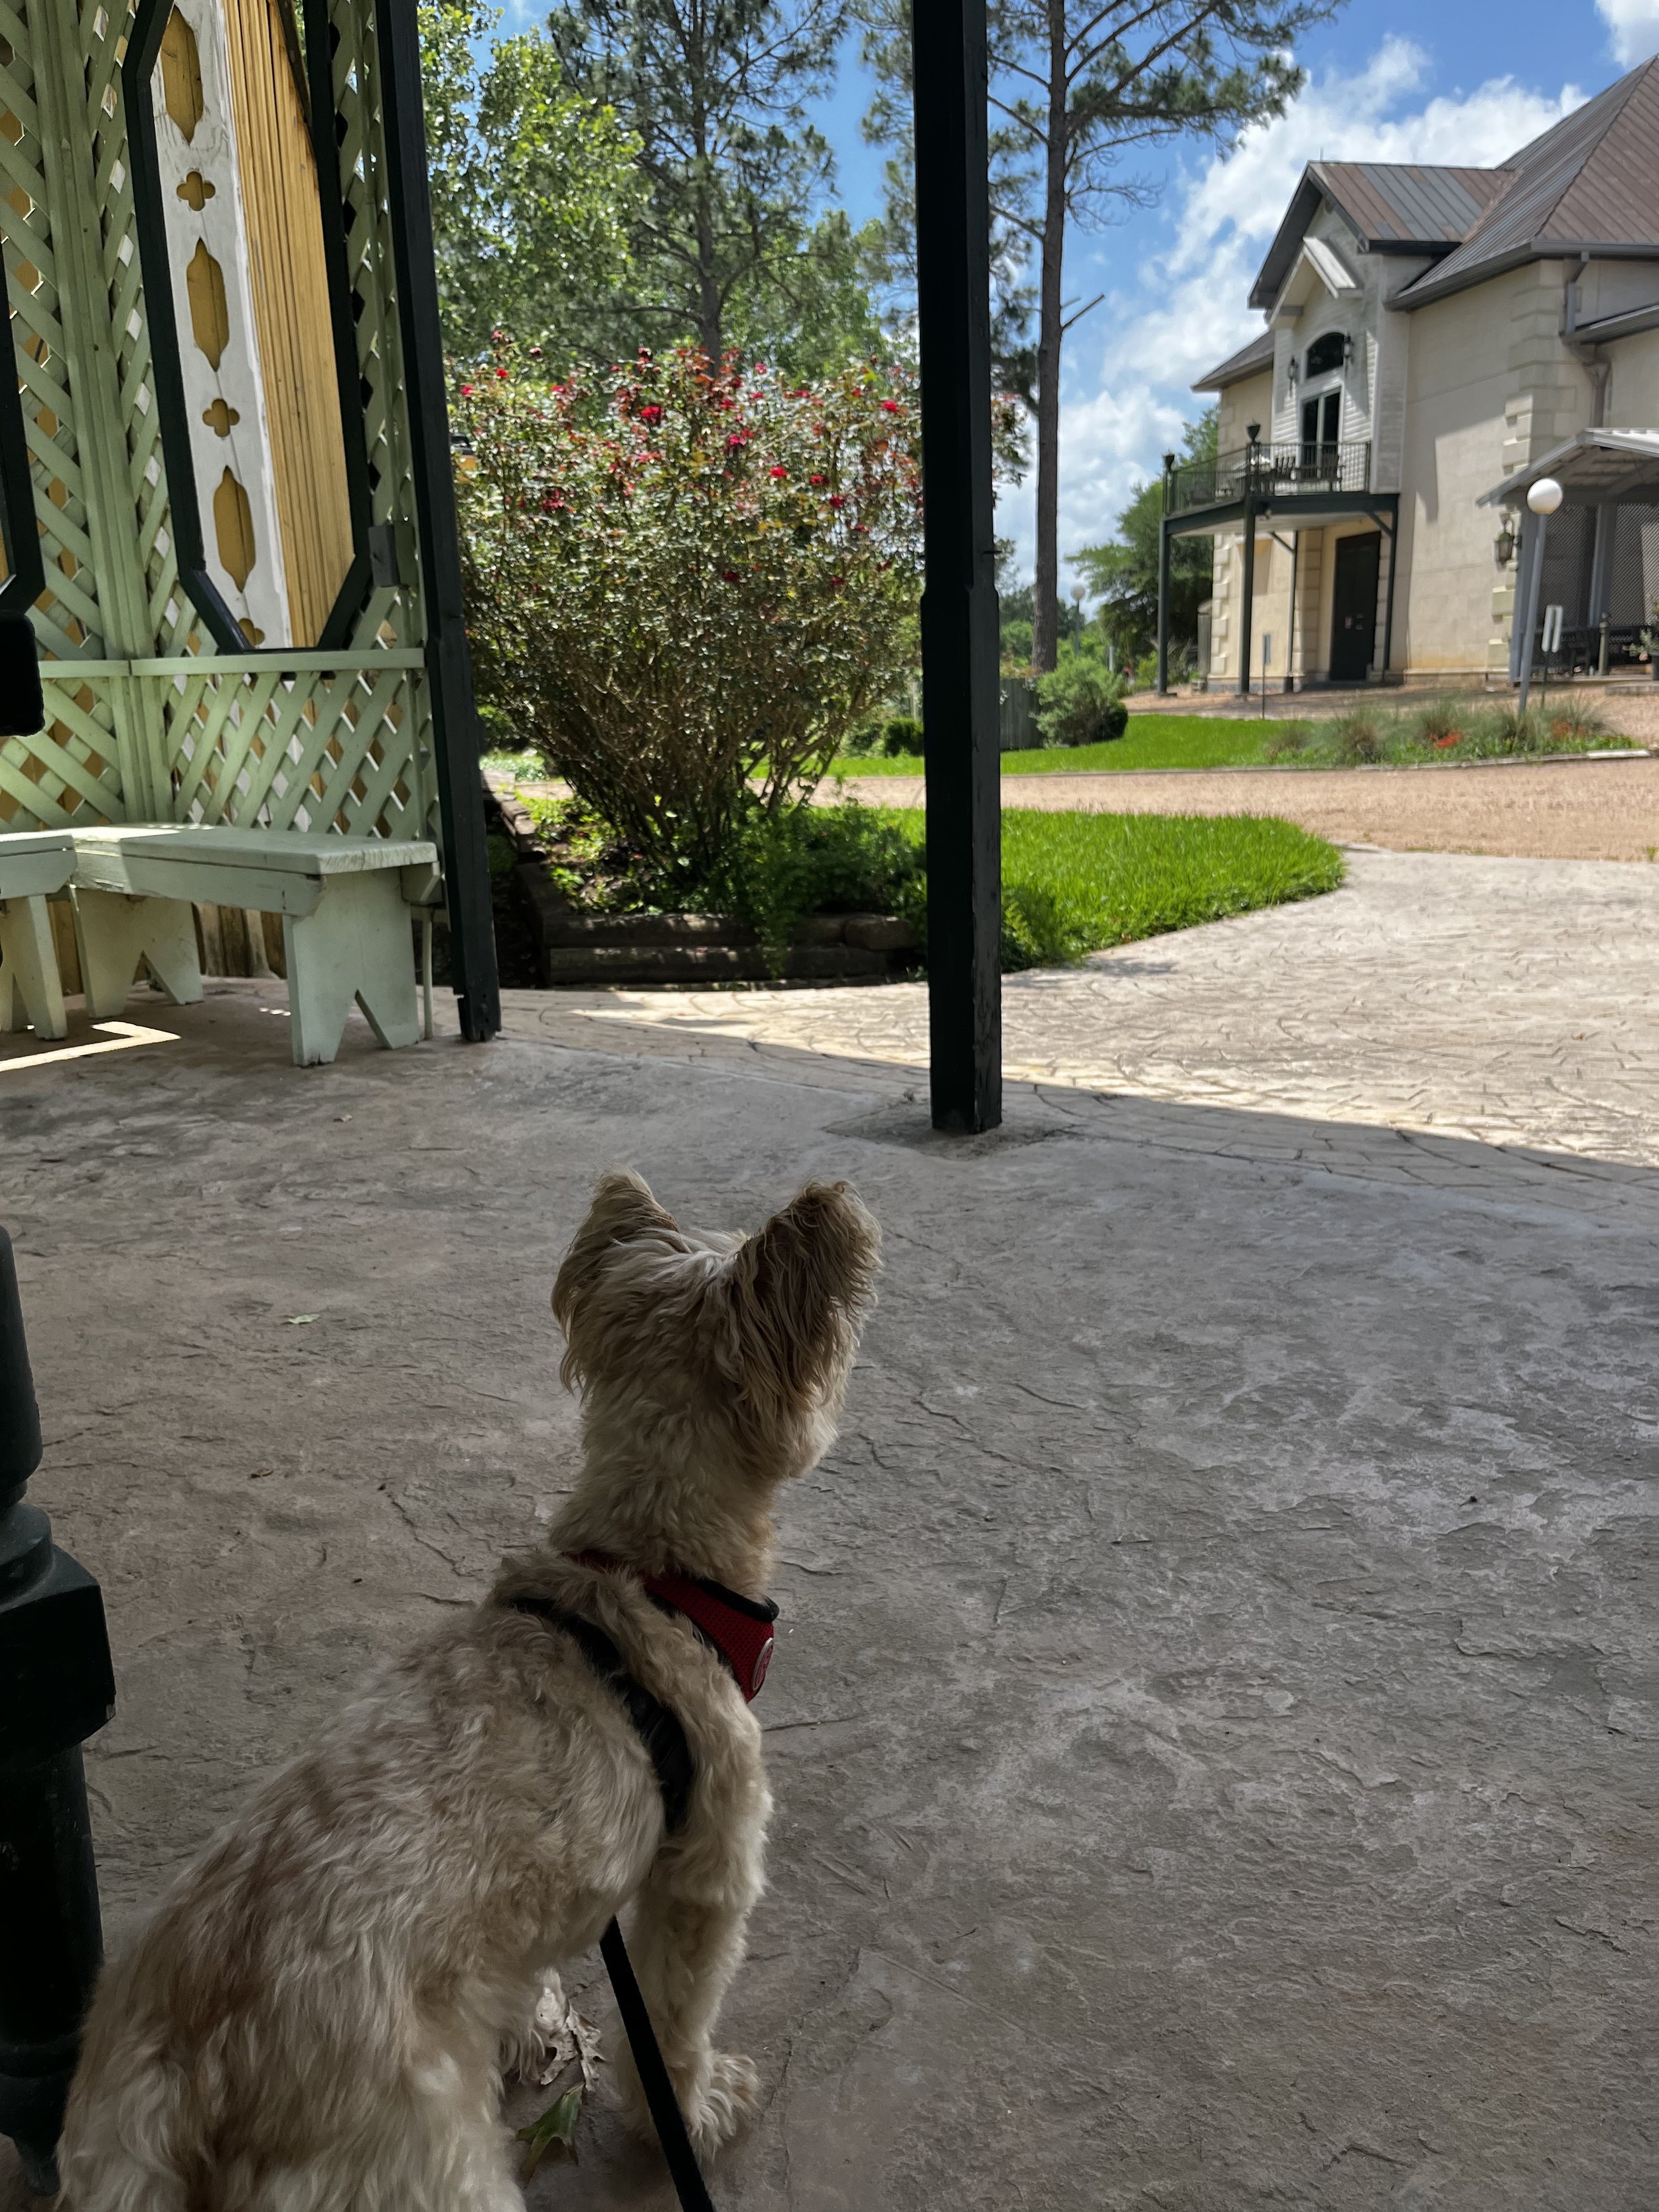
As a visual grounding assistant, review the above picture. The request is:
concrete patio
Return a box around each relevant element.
[1,848,1654,2210]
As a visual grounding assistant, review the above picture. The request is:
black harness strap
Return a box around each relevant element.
[507,1595,717,2212]
[511,1595,694,1832]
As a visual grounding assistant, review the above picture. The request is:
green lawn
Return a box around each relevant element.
[877,805,1344,968]
[836,714,1289,778]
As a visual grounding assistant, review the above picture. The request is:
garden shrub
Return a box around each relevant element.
[1263,695,1617,767]
[521,792,923,964]
[455,344,923,879]
[699,801,926,958]
[1331,711,1386,765]
[881,715,924,757]
[1035,650,1128,747]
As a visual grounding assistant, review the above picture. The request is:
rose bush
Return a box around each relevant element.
[454,344,922,877]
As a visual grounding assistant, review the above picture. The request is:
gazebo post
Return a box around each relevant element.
[913,0,1002,1135]
[0,1231,115,2197]
[378,1,502,1046]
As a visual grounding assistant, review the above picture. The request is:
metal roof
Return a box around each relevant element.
[1399,62,1659,307]
[1479,427,1659,507]
[1313,163,1510,248]
[1192,328,1274,393]
[1248,166,1510,309]
[1248,58,1659,316]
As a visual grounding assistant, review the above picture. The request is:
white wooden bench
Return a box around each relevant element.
[0,830,76,1042]
[0,826,441,1068]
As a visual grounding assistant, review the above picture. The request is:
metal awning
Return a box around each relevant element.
[1480,427,1659,507]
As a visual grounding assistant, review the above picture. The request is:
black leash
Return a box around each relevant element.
[508,1595,717,2211]
[601,1915,717,2212]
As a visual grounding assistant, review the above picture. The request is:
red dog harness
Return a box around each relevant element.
[573,1552,779,1700]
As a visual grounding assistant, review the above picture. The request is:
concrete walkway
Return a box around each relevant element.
[0,851,1654,2211]
[831,753,1659,862]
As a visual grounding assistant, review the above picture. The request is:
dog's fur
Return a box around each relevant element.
[57,1171,879,2212]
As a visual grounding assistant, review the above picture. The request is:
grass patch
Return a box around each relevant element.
[482,748,548,782]
[833,714,1291,778]
[1266,694,1636,766]
[877,806,1344,970]
[833,696,1646,779]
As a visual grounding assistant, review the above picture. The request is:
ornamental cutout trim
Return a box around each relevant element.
[124,0,374,654]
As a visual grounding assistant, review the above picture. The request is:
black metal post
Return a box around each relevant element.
[1155,453,1175,696]
[913,0,1001,1135]
[0,1230,115,2197]
[376,0,502,1046]
[1381,514,1399,682]
[1236,506,1256,699]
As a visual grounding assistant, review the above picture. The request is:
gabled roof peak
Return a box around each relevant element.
[1247,56,1659,317]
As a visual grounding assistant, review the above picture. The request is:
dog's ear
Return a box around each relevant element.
[723,1181,880,1416]
[553,1171,680,1352]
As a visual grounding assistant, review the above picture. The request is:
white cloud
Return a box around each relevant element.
[1597,0,1659,64]
[997,41,1586,579]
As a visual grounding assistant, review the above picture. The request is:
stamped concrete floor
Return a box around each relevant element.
[1,854,1655,2211]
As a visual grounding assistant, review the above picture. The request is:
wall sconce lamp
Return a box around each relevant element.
[1286,354,1299,390]
[1494,522,1516,567]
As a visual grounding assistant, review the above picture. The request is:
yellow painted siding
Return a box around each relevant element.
[221,0,354,645]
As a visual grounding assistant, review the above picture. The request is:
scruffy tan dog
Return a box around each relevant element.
[58,1170,879,2211]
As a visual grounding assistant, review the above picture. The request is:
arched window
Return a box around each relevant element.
[1305,331,1348,378]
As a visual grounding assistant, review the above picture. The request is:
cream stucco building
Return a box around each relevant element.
[1160,58,1659,694]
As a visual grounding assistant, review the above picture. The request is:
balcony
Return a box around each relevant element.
[1169,438,1372,518]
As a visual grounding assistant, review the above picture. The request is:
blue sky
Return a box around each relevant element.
[498,0,1659,580]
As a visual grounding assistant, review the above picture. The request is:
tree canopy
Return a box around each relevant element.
[547,0,889,378]
[421,0,890,380]
[419,3,641,362]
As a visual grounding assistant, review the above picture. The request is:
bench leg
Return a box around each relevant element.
[0,896,68,1041]
[72,891,204,1019]
[281,873,419,1067]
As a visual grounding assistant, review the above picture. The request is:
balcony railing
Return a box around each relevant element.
[1168,439,1372,517]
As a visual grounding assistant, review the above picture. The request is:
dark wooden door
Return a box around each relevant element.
[1330,532,1380,680]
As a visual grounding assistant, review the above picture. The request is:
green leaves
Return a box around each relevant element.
[418,4,641,362]
[516,2089,583,2179]
[1033,649,1129,747]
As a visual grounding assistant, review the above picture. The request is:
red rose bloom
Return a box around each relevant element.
[881,399,900,413]
[826,494,845,509]
[769,465,788,479]
[496,368,508,381]
[459,384,474,396]
[810,473,827,486]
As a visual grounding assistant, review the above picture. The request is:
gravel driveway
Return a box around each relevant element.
[831,754,1659,863]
